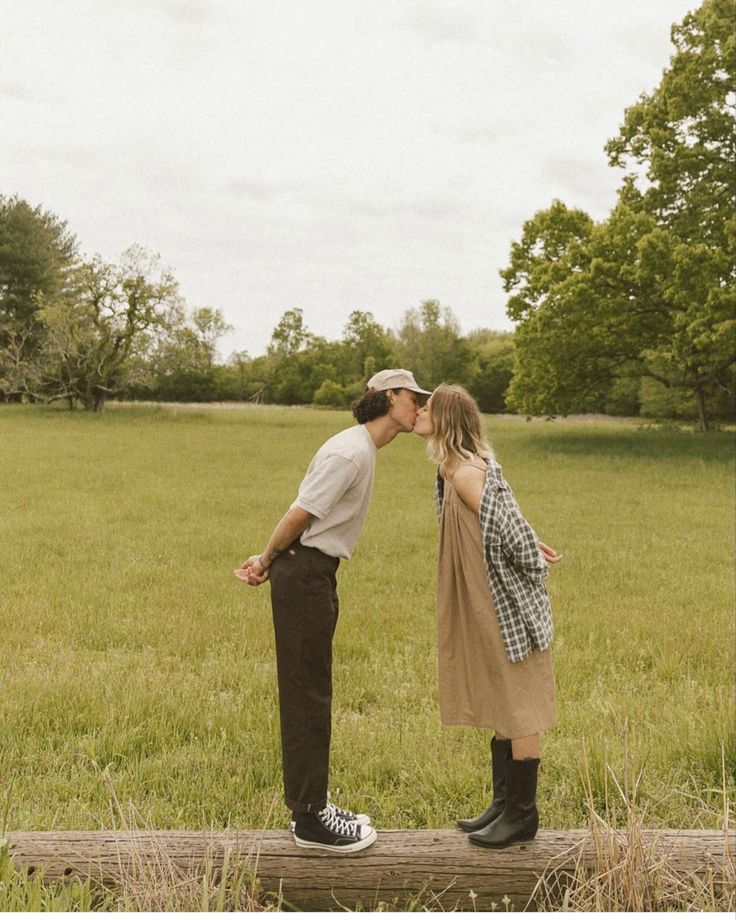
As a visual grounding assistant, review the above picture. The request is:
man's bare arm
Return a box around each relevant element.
[234,507,314,586]
[260,507,314,567]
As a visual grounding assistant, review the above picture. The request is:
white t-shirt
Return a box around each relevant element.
[291,425,377,559]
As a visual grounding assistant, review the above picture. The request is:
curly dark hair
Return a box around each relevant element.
[351,388,400,423]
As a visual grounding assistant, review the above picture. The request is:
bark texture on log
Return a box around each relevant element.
[5,828,733,911]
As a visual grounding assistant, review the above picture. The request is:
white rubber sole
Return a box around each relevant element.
[292,826,378,853]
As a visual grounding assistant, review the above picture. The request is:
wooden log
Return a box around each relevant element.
[5,828,733,911]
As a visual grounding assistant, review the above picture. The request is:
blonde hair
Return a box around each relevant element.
[427,384,493,466]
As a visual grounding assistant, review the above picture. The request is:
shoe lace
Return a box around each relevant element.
[319,805,357,837]
[327,795,356,821]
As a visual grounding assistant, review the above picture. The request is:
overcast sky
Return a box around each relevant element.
[1,0,695,358]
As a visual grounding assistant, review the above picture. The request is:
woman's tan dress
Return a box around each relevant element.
[437,467,556,736]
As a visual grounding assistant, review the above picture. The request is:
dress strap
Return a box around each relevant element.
[458,458,488,472]
[444,455,488,484]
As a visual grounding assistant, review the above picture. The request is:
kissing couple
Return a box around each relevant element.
[235,368,560,852]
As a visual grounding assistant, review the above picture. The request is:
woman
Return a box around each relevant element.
[414,384,561,849]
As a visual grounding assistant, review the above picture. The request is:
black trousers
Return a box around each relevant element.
[269,539,340,812]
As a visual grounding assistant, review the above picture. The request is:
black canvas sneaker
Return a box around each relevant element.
[292,806,377,852]
[289,793,371,832]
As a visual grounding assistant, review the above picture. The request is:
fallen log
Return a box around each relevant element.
[5,828,733,911]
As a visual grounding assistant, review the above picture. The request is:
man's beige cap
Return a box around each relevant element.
[366,368,431,396]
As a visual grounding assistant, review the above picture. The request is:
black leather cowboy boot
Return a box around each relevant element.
[457,735,512,832]
[468,757,539,849]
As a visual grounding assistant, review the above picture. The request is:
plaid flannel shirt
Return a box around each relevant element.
[435,458,553,664]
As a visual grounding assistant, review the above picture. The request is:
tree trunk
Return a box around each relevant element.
[695,386,710,432]
[5,828,733,912]
[84,393,105,412]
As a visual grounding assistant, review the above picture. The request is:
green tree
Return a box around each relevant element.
[465,330,515,413]
[501,201,608,414]
[145,306,232,402]
[506,200,735,426]
[262,311,358,404]
[268,308,313,357]
[0,196,79,399]
[501,201,594,324]
[605,0,734,251]
[191,308,232,369]
[505,203,658,414]
[313,378,349,408]
[223,350,254,401]
[396,299,475,389]
[341,310,395,380]
[503,0,735,429]
[262,308,315,403]
[241,353,275,403]
[605,0,735,429]
[38,246,180,411]
[0,196,78,328]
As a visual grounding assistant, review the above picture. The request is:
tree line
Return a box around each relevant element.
[1,0,732,428]
[0,218,515,415]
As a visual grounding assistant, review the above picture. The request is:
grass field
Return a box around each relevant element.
[0,403,733,856]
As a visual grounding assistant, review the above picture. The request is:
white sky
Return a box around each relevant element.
[1,0,696,358]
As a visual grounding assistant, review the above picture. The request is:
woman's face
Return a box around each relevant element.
[413,394,434,438]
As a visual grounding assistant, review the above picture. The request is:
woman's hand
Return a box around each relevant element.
[539,541,563,570]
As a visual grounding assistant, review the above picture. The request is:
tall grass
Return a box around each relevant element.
[534,731,735,912]
[0,746,732,912]
[1,403,733,846]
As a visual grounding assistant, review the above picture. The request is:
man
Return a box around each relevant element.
[234,369,431,853]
